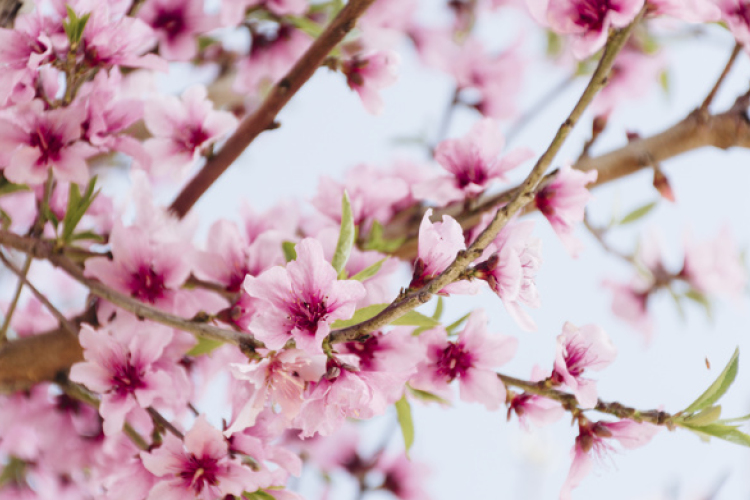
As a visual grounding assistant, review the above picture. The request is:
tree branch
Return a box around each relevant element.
[329,12,644,343]
[168,0,378,218]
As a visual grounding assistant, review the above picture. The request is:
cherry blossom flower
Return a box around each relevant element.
[359,0,418,48]
[221,0,308,26]
[375,453,431,500]
[138,0,218,61]
[717,0,750,46]
[243,238,366,353]
[0,100,97,185]
[141,415,258,499]
[226,349,326,435]
[561,419,659,500]
[533,0,645,59]
[413,119,533,205]
[294,355,405,437]
[552,322,616,408]
[534,165,597,257]
[410,209,481,295]
[507,367,564,428]
[592,47,665,115]
[681,227,748,300]
[84,222,192,312]
[341,50,400,115]
[69,321,177,436]
[649,0,721,22]
[473,217,543,331]
[339,327,423,374]
[603,279,654,343]
[142,84,237,178]
[411,310,517,410]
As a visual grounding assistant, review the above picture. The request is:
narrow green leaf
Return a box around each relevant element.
[432,297,444,321]
[282,241,297,263]
[445,312,471,335]
[618,201,657,225]
[186,337,224,357]
[682,423,750,448]
[331,303,387,329]
[0,181,29,197]
[349,258,386,282]
[679,405,722,427]
[70,230,105,243]
[363,220,405,253]
[407,384,451,405]
[331,191,354,277]
[395,394,414,457]
[716,412,750,425]
[61,178,99,243]
[683,348,739,414]
[392,311,440,328]
[244,491,277,500]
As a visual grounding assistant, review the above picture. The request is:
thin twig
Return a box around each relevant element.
[700,43,742,112]
[329,10,646,343]
[0,251,79,337]
[147,407,185,439]
[169,0,378,218]
[0,254,32,344]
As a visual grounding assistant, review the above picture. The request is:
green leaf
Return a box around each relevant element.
[70,230,105,243]
[244,491,277,500]
[679,405,722,427]
[618,201,657,226]
[186,337,224,357]
[392,310,440,328]
[61,177,99,243]
[432,297,444,321]
[349,258,386,282]
[681,422,750,448]
[0,180,29,197]
[407,384,451,406]
[716,412,750,425]
[683,348,739,414]
[395,394,414,457]
[331,191,355,278]
[285,15,323,37]
[331,303,387,329]
[363,220,405,253]
[282,241,297,263]
[445,312,471,335]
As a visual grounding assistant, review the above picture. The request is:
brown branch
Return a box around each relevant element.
[168,0,378,218]
[329,12,644,343]
[700,43,742,112]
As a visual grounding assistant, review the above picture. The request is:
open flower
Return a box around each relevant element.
[341,50,400,115]
[243,238,366,353]
[411,310,517,410]
[552,322,616,408]
[681,227,747,301]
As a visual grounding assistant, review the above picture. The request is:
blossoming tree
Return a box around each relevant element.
[0,0,749,498]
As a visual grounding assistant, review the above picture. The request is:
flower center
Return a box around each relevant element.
[152,9,185,40]
[129,265,167,304]
[563,340,589,377]
[534,187,557,216]
[29,125,64,166]
[178,454,220,494]
[454,163,488,189]
[574,0,611,32]
[111,355,146,397]
[435,342,473,381]
[344,334,382,371]
[289,295,328,333]
[735,2,750,26]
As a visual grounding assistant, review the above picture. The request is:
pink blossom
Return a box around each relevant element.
[234,25,311,95]
[141,415,258,499]
[84,222,192,311]
[341,50,400,115]
[138,0,218,61]
[375,453,431,500]
[592,47,665,115]
[649,0,721,22]
[221,0,308,26]
[681,227,747,300]
[243,238,366,353]
[552,322,616,408]
[359,0,418,48]
[226,349,326,435]
[411,310,517,410]
[294,356,405,437]
[561,419,659,500]
[717,0,750,46]
[339,327,423,374]
[603,279,654,343]
[0,100,97,185]
[413,119,533,205]
[540,0,645,59]
[69,321,177,435]
[534,165,597,257]
[142,84,237,178]
[473,217,543,331]
[410,209,481,295]
[508,367,564,428]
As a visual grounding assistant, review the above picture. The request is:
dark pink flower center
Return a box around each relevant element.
[29,125,64,166]
[180,126,210,153]
[177,454,220,494]
[534,187,557,216]
[344,334,383,371]
[563,341,590,377]
[343,57,369,89]
[129,265,167,304]
[152,9,186,41]
[382,470,404,496]
[454,162,489,189]
[734,3,750,26]
[289,295,328,333]
[435,342,473,381]
[110,355,146,396]
[573,0,612,32]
